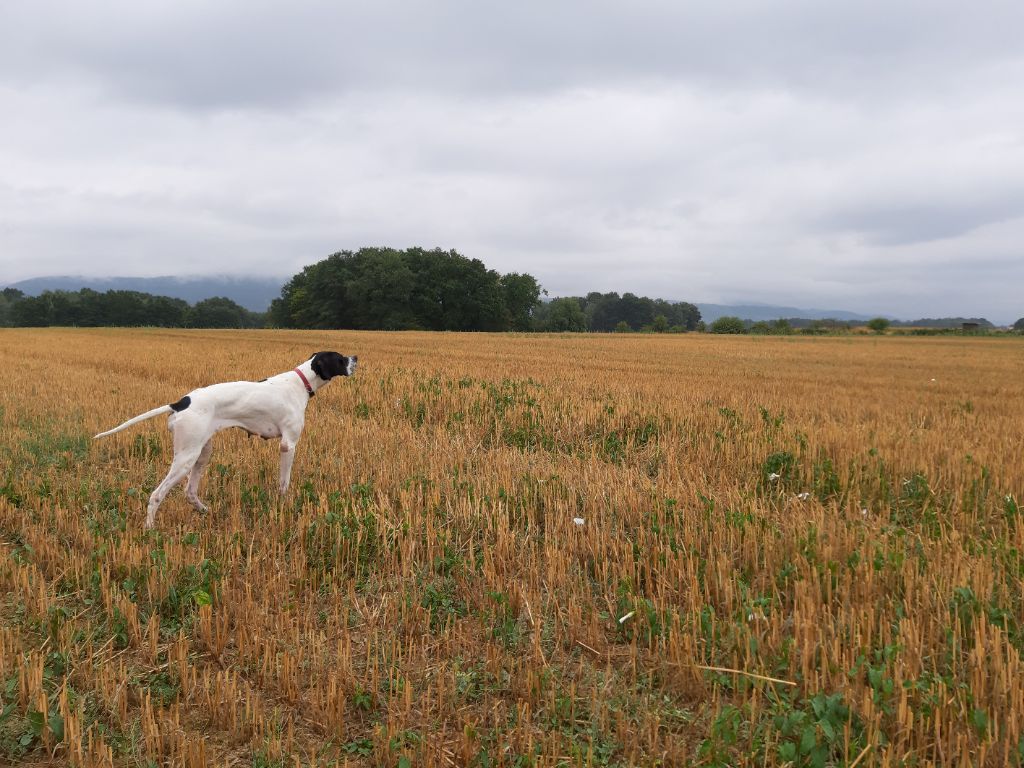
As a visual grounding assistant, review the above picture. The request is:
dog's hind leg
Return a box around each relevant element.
[184,439,213,513]
[146,446,203,529]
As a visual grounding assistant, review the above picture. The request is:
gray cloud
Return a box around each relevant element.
[1,1,1023,322]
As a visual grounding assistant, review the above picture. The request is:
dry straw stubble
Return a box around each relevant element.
[0,327,1022,766]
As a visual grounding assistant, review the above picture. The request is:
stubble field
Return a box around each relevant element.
[1,328,1023,767]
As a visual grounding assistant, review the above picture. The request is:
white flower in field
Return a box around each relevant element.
[861,508,868,517]
[930,378,937,382]
[1006,495,1014,502]
[618,611,635,624]
[768,472,781,481]
[573,517,585,526]
[796,492,810,501]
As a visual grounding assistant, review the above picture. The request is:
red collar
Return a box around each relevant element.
[293,368,315,397]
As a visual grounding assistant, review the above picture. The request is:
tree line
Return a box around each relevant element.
[268,248,701,333]
[0,288,263,328]
[3,247,705,332]
[534,293,700,332]
[707,315,1024,335]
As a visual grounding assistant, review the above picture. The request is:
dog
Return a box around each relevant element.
[94,351,357,528]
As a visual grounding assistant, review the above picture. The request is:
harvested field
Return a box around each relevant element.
[1,328,1023,766]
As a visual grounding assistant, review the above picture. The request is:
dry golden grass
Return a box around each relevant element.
[1,327,1022,767]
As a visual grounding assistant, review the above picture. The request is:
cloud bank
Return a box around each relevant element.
[2,1,1022,321]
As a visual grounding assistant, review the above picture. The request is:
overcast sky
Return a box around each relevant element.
[2,2,1023,321]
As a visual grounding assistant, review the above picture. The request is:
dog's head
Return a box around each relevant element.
[309,351,358,381]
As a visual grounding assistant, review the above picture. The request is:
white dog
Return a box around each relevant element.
[94,351,357,528]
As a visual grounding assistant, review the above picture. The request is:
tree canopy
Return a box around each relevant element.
[268,247,543,332]
[186,297,262,328]
[709,315,746,334]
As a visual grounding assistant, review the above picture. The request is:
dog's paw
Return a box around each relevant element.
[186,496,209,514]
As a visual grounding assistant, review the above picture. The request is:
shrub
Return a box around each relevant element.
[709,316,746,334]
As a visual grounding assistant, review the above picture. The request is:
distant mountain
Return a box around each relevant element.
[696,303,876,323]
[6,275,285,312]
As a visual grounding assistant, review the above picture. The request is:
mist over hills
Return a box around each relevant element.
[694,303,875,324]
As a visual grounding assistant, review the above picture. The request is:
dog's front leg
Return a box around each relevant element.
[278,437,297,494]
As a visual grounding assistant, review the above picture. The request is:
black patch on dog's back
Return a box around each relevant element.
[169,395,191,412]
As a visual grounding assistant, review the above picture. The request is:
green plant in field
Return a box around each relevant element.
[252,748,286,768]
[420,577,468,630]
[19,423,89,470]
[758,406,785,433]
[139,669,180,707]
[850,643,899,716]
[698,704,745,766]
[761,451,798,490]
[0,652,70,760]
[342,735,374,756]
[771,691,859,768]
[389,728,421,752]
[241,484,271,514]
[484,590,521,648]
[592,414,661,464]
[0,478,22,507]
[812,455,842,502]
[350,684,374,713]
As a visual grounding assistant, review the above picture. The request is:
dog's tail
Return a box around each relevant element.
[93,396,191,439]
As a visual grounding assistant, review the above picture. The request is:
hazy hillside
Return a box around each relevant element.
[695,303,875,323]
[6,275,284,312]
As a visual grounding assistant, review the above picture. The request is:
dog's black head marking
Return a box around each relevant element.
[309,351,357,381]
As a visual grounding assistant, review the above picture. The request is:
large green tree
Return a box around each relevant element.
[186,297,258,328]
[541,297,587,332]
[271,248,542,332]
[499,273,543,331]
[709,315,746,334]
[866,317,891,334]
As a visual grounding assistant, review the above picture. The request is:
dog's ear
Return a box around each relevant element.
[310,352,327,380]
